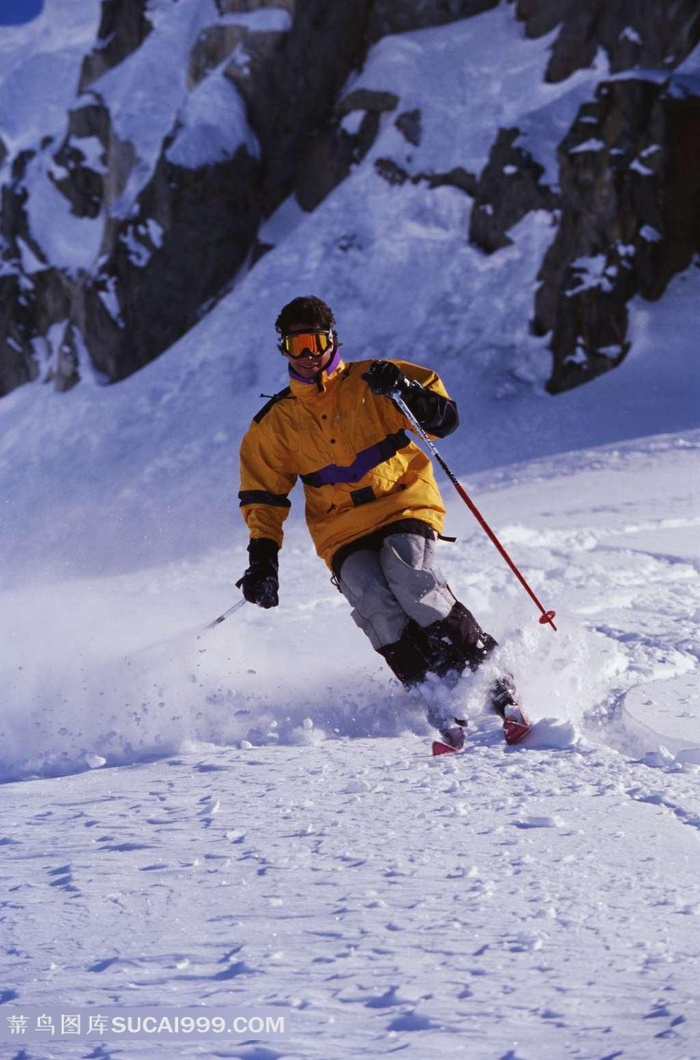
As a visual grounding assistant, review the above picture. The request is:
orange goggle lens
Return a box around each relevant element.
[280,331,332,358]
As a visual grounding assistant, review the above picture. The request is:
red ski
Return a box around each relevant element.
[502,704,532,745]
[430,691,531,754]
[431,720,467,756]
[431,739,464,756]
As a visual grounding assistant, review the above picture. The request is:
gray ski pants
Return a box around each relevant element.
[337,531,455,649]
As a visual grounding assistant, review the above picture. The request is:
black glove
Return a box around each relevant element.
[363,359,459,439]
[362,360,409,398]
[236,538,279,608]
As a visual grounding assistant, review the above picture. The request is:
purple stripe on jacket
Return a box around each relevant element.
[300,431,409,487]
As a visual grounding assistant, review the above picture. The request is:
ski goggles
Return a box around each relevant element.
[279,330,333,359]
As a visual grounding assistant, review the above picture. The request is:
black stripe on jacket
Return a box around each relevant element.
[239,490,291,508]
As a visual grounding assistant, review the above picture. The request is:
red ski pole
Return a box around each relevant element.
[393,394,557,631]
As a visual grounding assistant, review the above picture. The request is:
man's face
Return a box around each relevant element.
[280,323,334,379]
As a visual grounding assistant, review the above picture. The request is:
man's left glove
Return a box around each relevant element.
[362,360,410,398]
[364,358,460,439]
[236,538,279,608]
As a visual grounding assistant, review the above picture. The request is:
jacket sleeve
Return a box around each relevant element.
[238,420,297,548]
[393,360,459,439]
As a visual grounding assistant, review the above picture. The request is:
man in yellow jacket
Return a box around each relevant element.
[238,295,514,748]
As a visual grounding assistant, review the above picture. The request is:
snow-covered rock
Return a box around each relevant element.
[1,0,699,396]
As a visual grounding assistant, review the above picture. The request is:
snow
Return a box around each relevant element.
[93,0,236,215]
[640,224,663,242]
[95,274,124,327]
[165,63,259,169]
[339,108,365,136]
[566,253,615,294]
[0,0,102,162]
[257,193,307,250]
[630,156,655,176]
[119,216,165,268]
[1,4,699,1058]
[620,27,644,46]
[53,132,108,176]
[3,737,700,1057]
[23,146,104,271]
[341,8,606,181]
[624,674,700,762]
[568,137,606,153]
[29,320,65,383]
[217,8,292,34]
[672,39,700,96]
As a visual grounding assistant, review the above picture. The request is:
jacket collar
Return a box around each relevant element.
[288,350,345,398]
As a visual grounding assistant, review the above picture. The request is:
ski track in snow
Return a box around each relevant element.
[2,738,699,1059]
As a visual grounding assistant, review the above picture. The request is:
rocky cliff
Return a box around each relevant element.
[0,0,698,397]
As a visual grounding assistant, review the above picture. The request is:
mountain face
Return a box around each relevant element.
[0,0,698,398]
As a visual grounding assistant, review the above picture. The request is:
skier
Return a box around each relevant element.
[237,295,522,749]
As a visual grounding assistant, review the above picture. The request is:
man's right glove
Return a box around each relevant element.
[236,538,279,608]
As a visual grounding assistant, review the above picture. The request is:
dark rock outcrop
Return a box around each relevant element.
[0,85,259,392]
[531,78,700,392]
[295,89,400,213]
[368,0,498,41]
[0,274,33,395]
[1,0,699,400]
[50,102,115,221]
[463,0,700,392]
[79,144,262,383]
[224,0,374,216]
[0,150,51,392]
[79,0,153,90]
[0,0,379,394]
[516,0,700,83]
[469,128,559,253]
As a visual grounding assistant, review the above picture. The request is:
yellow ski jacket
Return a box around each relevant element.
[238,357,455,569]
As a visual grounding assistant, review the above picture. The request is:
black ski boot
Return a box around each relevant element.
[490,675,519,718]
[422,602,498,682]
[376,619,432,687]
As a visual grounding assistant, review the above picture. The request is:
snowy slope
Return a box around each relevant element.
[1,339,699,1060]
[3,731,700,1059]
[1,4,699,1058]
